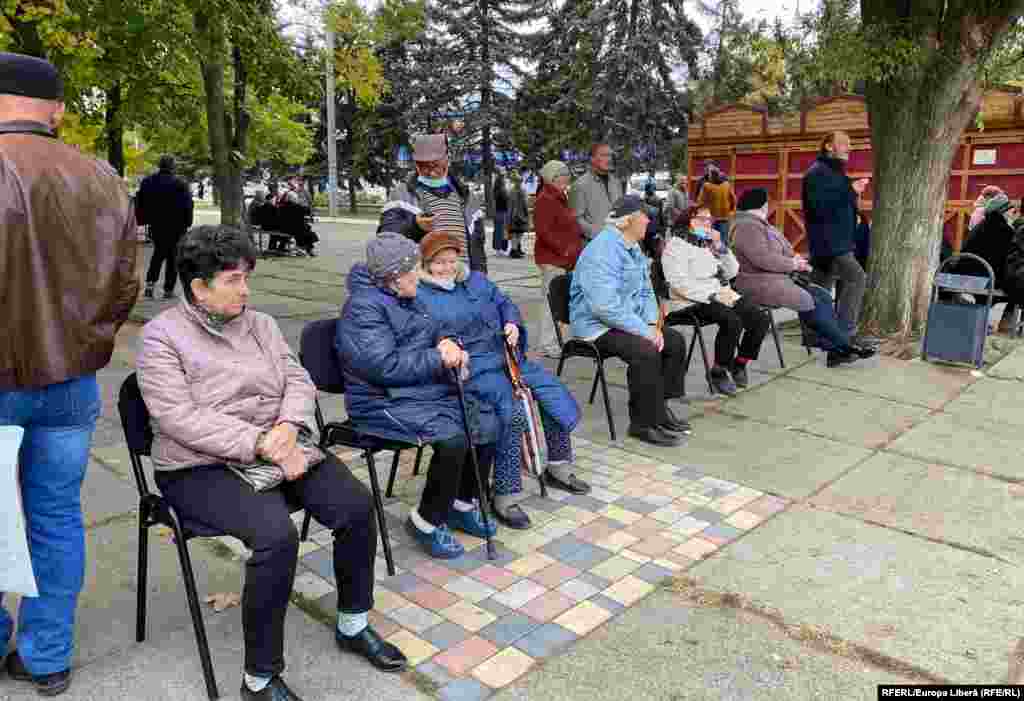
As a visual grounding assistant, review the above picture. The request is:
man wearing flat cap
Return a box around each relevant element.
[378,133,488,274]
[0,52,139,696]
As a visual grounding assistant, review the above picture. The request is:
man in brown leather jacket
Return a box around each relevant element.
[0,52,138,696]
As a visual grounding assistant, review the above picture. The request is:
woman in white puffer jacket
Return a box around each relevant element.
[660,208,771,395]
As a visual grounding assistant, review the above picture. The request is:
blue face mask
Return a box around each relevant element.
[692,227,710,240]
[418,175,448,189]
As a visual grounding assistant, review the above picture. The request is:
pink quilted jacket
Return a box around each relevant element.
[137,302,316,470]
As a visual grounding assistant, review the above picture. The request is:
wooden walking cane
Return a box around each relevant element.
[503,336,549,499]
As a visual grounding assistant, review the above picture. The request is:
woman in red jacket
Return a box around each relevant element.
[533,160,585,357]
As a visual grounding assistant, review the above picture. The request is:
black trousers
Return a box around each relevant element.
[674,297,770,367]
[154,454,375,678]
[418,434,495,526]
[146,228,186,292]
[594,327,686,430]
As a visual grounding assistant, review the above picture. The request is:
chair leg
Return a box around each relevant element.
[556,354,566,377]
[768,312,785,368]
[587,369,600,405]
[684,326,698,383]
[364,451,396,577]
[412,446,424,476]
[695,326,713,394]
[597,362,617,441]
[170,517,219,701]
[385,449,401,499]
[136,521,148,643]
[300,511,312,542]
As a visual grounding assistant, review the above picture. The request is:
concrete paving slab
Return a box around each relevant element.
[600,411,872,499]
[5,519,244,671]
[490,589,913,701]
[247,277,346,304]
[82,460,138,528]
[723,377,931,449]
[942,377,1024,428]
[987,345,1024,380]
[789,354,974,409]
[0,600,429,701]
[810,452,1024,564]
[887,411,1024,480]
[691,506,1024,682]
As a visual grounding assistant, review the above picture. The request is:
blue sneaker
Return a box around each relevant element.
[448,505,498,538]
[405,518,464,559]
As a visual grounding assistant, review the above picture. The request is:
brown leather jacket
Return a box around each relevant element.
[0,121,139,389]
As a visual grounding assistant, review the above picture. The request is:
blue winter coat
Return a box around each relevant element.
[335,264,497,445]
[417,269,581,434]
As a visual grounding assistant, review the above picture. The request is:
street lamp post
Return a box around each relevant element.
[325,23,338,217]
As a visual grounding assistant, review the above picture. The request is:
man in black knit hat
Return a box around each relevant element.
[0,52,139,696]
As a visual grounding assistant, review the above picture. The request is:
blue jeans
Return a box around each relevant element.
[493,211,507,252]
[0,375,100,675]
[798,284,851,352]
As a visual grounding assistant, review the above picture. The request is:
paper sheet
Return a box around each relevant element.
[0,426,38,597]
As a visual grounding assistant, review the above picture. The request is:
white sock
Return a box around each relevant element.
[337,610,368,637]
[452,498,475,512]
[244,673,271,692]
[410,508,436,533]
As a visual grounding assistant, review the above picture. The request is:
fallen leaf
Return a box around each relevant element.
[205,592,241,612]
[154,526,175,543]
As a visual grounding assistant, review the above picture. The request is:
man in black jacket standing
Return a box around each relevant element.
[802,131,870,341]
[136,155,194,299]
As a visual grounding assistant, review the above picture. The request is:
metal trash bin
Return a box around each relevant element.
[922,253,996,369]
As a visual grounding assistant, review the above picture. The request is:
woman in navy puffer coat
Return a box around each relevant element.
[337,233,500,560]
[415,231,589,530]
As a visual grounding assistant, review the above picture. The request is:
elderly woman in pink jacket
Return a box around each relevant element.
[137,225,406,701]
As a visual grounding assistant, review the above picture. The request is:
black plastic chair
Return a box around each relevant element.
[547,273,617,440]
[117,373,312,701]
[760,306,787,367]
[663,308,715,395]
[299,318,424,578]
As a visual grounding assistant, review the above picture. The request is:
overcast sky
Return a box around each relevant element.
[688,0,800,32]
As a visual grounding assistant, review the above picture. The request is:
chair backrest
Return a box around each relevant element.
[546,273,572,346]
[547,273,572,325]
[117,373,156,499]
[300,318,345,394]
[118,373,154,457]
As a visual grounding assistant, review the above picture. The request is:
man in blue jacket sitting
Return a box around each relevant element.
[570,195,691,447]
[801,131,871,343]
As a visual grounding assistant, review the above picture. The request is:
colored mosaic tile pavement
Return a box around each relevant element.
[222,438,792,699]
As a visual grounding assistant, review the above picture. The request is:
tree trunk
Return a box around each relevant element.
[104,82,125,176]
[194,9,235,225]
[348,176,358,214]
[861,64,983,339]
[224,44,249,227]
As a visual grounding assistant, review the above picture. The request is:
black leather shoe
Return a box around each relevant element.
[493,503,532,529]
[851,344,877,360]
[543,470,591,495]
[826,350,858,368]
[661,406,692,435]
[628,426,682,447]
[240,675,305,701]
[5,649,72,697]
[336,625,409,672]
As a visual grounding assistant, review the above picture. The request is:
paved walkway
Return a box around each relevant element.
[6,216,1024,700]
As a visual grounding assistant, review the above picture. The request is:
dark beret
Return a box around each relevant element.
[0,52,63,100]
